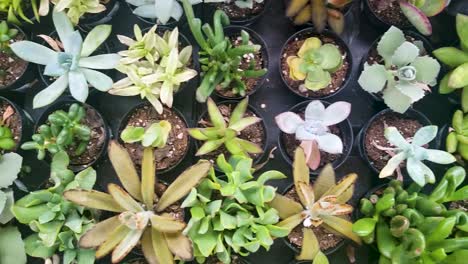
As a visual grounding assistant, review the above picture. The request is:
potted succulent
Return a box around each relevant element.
[21,101,110,172]
[126,0,201,26]
[0,0,39,24]
[280,27,352,99]
[203,0,270,25]
[182,153,289,263]
[63,141,212,263]
[10,11,120,109]
[12,151,98,264]
[353,167,468,263]
[269,148,361,262]
[0,96,33,152]
[285,0,353,34]
[109,24,197,114]
[183,0,268,101]
[363,0,449,36]
[358,26,440,114]
[188,97,267,164]
[275,100,353,173]
[445,110,468,164]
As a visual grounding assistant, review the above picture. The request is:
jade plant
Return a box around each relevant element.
[286,0,352,34]
[38,0,108,25]
[182,154,288,263]
[434,14,468,112]
[63,141,212,263]
[127,0,201,24]
[269,148,361,262]
[446,110,468,162]
[0,105,16,151]
[12,151,98,264]
[188,97,263,157]
[287,37,343,92]
[21,103,91,160]
[110,25,197,114]
[377,125,456,186]
[275,100,351,170]
[0,0,39,24]
[120,120,171,149]
[204,0,264,9]
[0,152,22,224]
[398,0,449,36]
[183,0,267,102]
[353,167,468,264]
[358,26,440,113]
[10,11,120,109]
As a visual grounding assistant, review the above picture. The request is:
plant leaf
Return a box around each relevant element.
[152,229,175,264]
[358,63,388,93]
[229,97,249,125]
[108,183,144,212]
[377,26,406,64]
[165,232,193,261]
[277,212,306,231]
[411,56,441,85]
[80,216,121,248]
[321,215,361,244]
[0,153,22,188]
[94,224,130,258]
[294,146,310,195]
[0,226,26,264]
[296,227,320,260]
[400,1,432,36]
[449,62,468,88]
[268,194,304,219]
[322,173,357,198]
[141,229,158,264]
[314,164,336,199]
[81,24,111,57]
[391,42,420,67]
[33,74,69,109]
[111,229,144,263]
[64,190,124,212]
[207,97,226,129]
[150,215,186,233]
[11,41,58,65]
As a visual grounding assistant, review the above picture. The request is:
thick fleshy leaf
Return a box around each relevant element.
[152,229,175,264]
[413,126,438,146]
[207,98,226,129]
[297,182,315,208]
[433,47,468,68]
[379,152,407,178]
[305,100,325,121]
[141,229,158,264]
[111,229,144,263]
[133,5,157,19]
[0,153,22,188]
[316,44,342,70]
[11,41,58,65]
[328,8,345,35]
[457,14,468,50]
[229,116,261,132]
[44,61,66,77]
[142,148,156,209]
[382,85,412,113]
[316,133,344,154]
[411,56,441,85]
[33,74,69,109]
[391,42,420,67]
[69,71,89,102]
[64,190,125,212]
[150,215,185,233]
[52,11,74,48]
[313,251,329,264]
[400,1,432,36]
[322,173,357,198]
[419,0,448,17]
[0,190,14,224]
[95,224,129,259]
[79,54,121,69]
[257,170,287,185]
[196,139,225,156]
[294,147,310,197]
[64,31,83,56]
[296,228,320,260]
[0,226,26,264]
[321,215,361,244]
[154,0,174,24]
[156,160,211,212]
[275,112,304,134]
[82,25,111,57]
[311,0,327,32]
[358,64,388,93]
[395,82,425,103]
[425,149,456,164]
[322,101,351,126]
[80,216,121,248]
[164,232,193,261]
[268,194,304,219]
[384,127,409,149]
[235,138,263,154]
[81,68,113,92]
[314,164,336,199]
[229,97,248,125]
[277,212,306,231]
[449,62,468,88]
[108,184,144,212]
[377,26,406,64]
[406,157,427,186]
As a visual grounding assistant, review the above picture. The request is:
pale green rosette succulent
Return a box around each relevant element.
[39,0,107,25]
[126,0,202,24]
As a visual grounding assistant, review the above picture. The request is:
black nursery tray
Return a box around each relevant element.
[3,0,464,263]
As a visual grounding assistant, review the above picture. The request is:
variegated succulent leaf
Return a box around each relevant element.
[50,0,106,25]
[128,0,202,24]
[121,120,172,149]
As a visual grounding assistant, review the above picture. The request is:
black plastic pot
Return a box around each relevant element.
[0,96,33,153]
[357,108,433,177]
[117,102,191,175]
[277,100,354,176]
[362,0,412,32]
[79,0,120,30]
[204,0,271,26]
[279,28,353,100]
[194,100,268,172]
[35,99,111,172]
[214,25,269,100]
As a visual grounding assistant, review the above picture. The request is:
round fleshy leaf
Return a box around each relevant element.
[358,64,388,93]
[412,126,438,146]
[133,4,157,19]
[275,112,304,134]
[316,133,343,154]
[322,101,351,126]
[305,100,326,122]
[298,37,322,58]
[456,14,468,51]
[400,1,433,36]
[395,82,426,103]
[287,56,306,81]
[316,44,342,70]
[304,67,331,91]
[433,47,468,68]
[377,26,406,63]
[382,84,412,114]
[0,153,22,188]
[419,0,449,17]
[406,157,427,186]
[391,42,420,67]
[449,62,468,89]
[410,56,441,86]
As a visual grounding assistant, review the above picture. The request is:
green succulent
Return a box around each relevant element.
[188,97,263,157]
[434,14,468,112]
[0,20,17,52]
[182,0,267,102]
[358,26,440,113]
[182,154,288,263]
[0,0,40,24]
[121,120,171,149]
[21,103,91,160]
[287,37,343,91]
[397,0,449,36]
[41,0,107,25]
[0,104,16,151]
[353,167,468,264]
[0,152,22,224]
[446,110,468,162]
[0,226,26,264]
[12,151,98,264]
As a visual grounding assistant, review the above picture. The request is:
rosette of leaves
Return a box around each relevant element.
[38,0,107,25]
[287,37,343,91]
[0,226,27,264]
[398,0,449,36]
[269,148,361,262]
[181,154,288,263]
[10,11,120,109]
[182,0,267,102]
[12,151,98,264]
[0,152,22,224]
[378,125,456,186]
[126,0,201,24]
[446,110,468,162]
[0,20,18,53]
[358,26,440,113]
[0,0,39,24]
[21,103,91,160]
[121,120,172,149]
[275,100,351,170]
[63,141,212,263]
[353,168,468,264]
[286,0,351,34]
[0,105,16,151]
[110,25,197,114]
[204,0,264,9]
[188,97,263,157]
[434,14,468,112]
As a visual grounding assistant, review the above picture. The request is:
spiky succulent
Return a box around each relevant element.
[0,152,22,224]
[127,0,201,24]
[110,25,197,114]
[275,100,351,170]
[287,37,343,92]
[10,11,120,109]
[182,154,288,263]
[434,14,468,112]
[378,125,455,186]
[269,148,361,262]
[446,110,468,162]
[358,26,440,113]
[188,97,263,157]
[0,104,16,151]
[12,151,98,264]
[21,103,91,160]
[183,0,267,102]
[204,0,264,9]
[286,0,351,34]
[0,0,40,24]
[63,141,212,263]
[398,0,449,36]
[38,0,107,25]
[121,120,171,149]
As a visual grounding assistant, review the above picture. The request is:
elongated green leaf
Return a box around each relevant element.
[108,184,144,212]
[81,25,111,57]
[64,190,124,212]
[322,173,357,198]
[322,215,361,245]
[142,148,156,209]
[229,97,249,125]
[269,194,304,219]
[111,229,144,263]
[296,228,320,260]
[152,229,174,264]
[294,147,310,205]
[80,216,121,248]
[150,215,185,233]
[314,164,336,199]
[207,98,226,129]
[95,224,129,258]
[277,212,306,231]
[164,232,193,261]
[196,139,225,156]
[141,229,158,264]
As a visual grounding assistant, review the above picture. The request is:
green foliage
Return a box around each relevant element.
[121,120,172,148]
[287,37,343,91]
[188,97,263,157]
[399,0,448,36]
[0,0,40,24]
[0,226,27,264]
[0,20,17,52]
[358,26,440,113]
[21,103,91,160]
[0,104,16,150]
[12,151,97,264]
[182,0,267,102]
[182,154,288,263]
[0,152,22,224]
[48,0,107,25]
[446,110,468,162]
[353,169,468,264]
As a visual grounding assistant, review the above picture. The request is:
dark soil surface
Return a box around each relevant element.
[281,33,349,98]
[214,0,265,20]
[0,100,21,150]
[284,186,345,251]
[121,105,189,172]
[215,34,265,98]
[197,104,265,162]
[449,200,468,212]
[155,182,185,221]
[0,32,28,88]
[364,113,422,170]
[205,255,244,264]
[368,0,411,27]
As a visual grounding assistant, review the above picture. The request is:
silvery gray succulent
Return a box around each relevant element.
[126,0,202,24]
